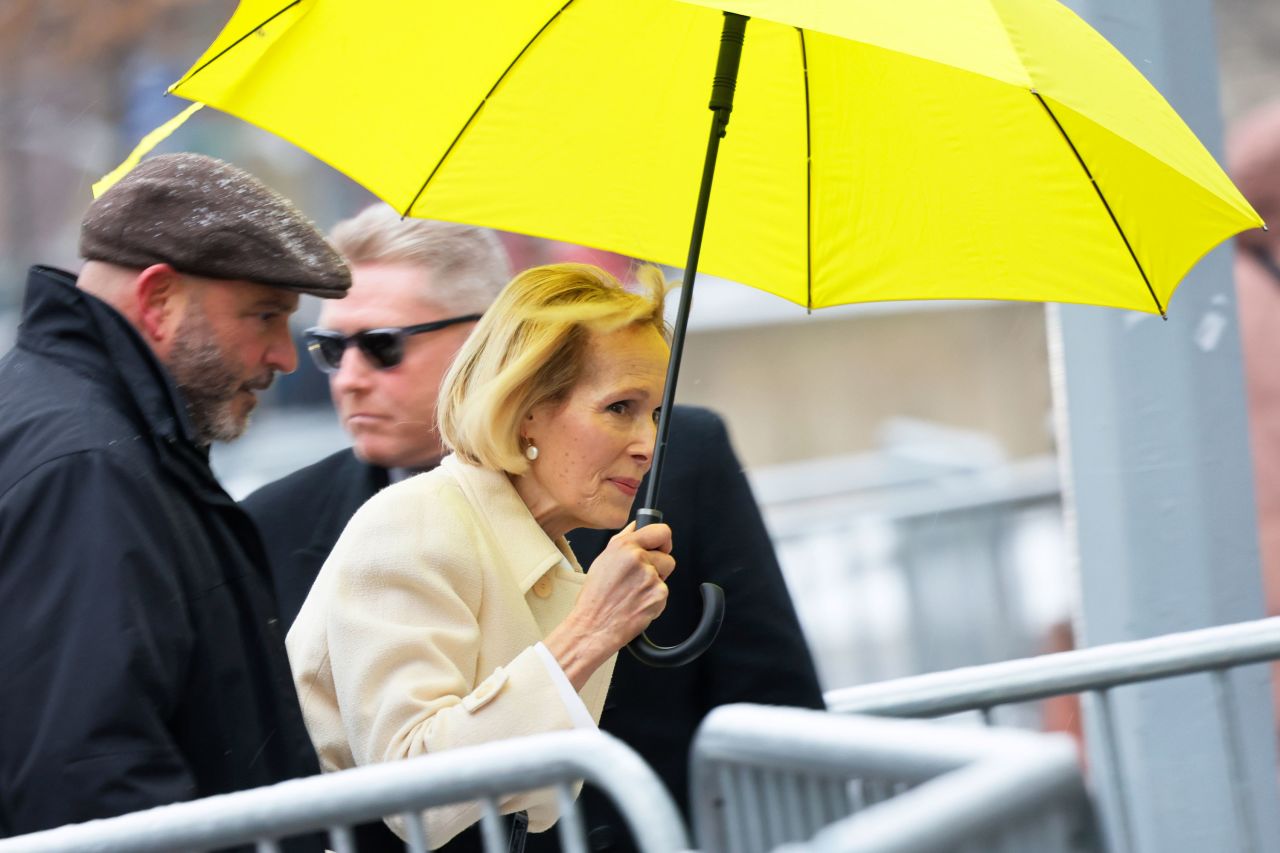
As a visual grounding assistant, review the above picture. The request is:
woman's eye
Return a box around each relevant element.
[607,401,630,415]
[652,407,662,423]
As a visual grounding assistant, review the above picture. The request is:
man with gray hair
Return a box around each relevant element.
[244,204,509,625]
[245,204,823,852]
[0,153,348,841]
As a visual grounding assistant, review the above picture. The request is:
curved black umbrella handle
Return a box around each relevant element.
[625,508,727,668]
[626,582,726,668]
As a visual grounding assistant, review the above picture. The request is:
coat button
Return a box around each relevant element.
[462,669,509,712]
[533,574,553,598]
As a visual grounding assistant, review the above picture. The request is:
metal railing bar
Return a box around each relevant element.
[254,840,281,853]
[821,776,848,826]
[718,763,750,853]
[848,778,866,813]
[1213,668,1260,853]
[802,774,827,838]
[795,773,820,846]
[1087,688,1133,853]
[0,730,690,853]
[825,617,1280,717]
[327,825,355,853]
[692,707,1100,853]
[860,778,887,808]
[739,765,769,853]
[400,809,429,853]
[760,769,789,850]
[771,770,796,844]
[554,783,589,853]
[769,741,1083,853]
[479,799,506,853]
[694,705,1061,781]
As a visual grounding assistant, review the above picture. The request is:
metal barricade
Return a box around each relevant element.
[690,704,1095,853]
[757,455,1064,687]
[824,616,1280,853]
[0,730,692,853]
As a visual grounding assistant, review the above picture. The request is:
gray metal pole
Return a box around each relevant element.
[1050,1,1280,851]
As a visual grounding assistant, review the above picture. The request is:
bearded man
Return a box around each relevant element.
[0,153,348,840]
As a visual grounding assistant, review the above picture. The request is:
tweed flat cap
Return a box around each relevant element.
[80,153,350,298]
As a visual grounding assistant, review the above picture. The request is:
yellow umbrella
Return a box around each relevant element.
[156,0,1262,664]
[168,0,1259,314]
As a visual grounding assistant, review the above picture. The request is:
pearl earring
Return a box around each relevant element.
[525,443,539,461]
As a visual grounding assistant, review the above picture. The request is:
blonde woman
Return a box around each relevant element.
[287,263,675,847]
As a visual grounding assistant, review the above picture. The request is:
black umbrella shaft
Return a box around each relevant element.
[640,11,747,519]
[627,11,746,668]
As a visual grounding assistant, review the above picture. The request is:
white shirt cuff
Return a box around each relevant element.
[533,642,597,730]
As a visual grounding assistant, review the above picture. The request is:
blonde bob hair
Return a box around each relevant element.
[438,263,670,474]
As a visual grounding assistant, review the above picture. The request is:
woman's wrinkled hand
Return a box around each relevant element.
[545,522,674,690]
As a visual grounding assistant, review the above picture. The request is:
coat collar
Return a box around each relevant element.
[17,265,201,448]
[439,455,581,594]
[16,266,233,507]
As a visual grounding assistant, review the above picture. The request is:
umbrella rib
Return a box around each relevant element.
[404,1,575,216]
[170,0,303,91]
[1033,91,1166,318]
[799,27,813,313]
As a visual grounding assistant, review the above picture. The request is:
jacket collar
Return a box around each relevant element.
[439,455,580,594]
[16,266,237,508]
[17,265,201,448]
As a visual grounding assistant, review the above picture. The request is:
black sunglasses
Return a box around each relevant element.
[304,314,482,373]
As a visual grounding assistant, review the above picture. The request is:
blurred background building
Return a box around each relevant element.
[1,0,1276,693]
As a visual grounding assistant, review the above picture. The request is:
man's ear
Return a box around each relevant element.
[133,264,185,346]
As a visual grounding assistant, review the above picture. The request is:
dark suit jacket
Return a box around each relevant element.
[243,405,824,852]
[245,449,389,628]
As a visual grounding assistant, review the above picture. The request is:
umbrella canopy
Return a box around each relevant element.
[170,0,1261,315]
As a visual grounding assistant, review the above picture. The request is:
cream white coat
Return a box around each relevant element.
[288,454,615,846]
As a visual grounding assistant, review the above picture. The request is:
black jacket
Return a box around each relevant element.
[243,405,824,851]
[0,267,321,839]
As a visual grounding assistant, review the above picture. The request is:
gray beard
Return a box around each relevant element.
[168,311,261,446]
